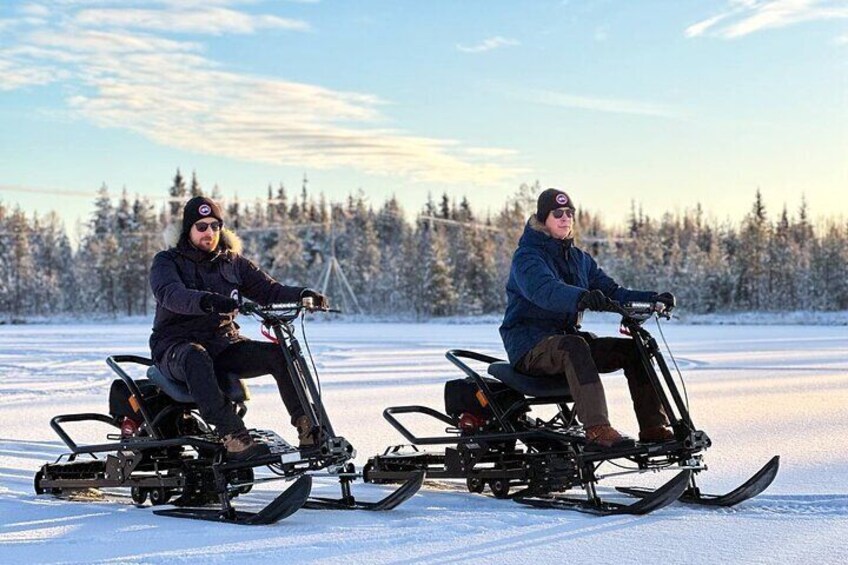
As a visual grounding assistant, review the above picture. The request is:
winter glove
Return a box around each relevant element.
[300,289,329,310]
[200,293,239,314]
[577,289,611,312]
[652,292,676,312]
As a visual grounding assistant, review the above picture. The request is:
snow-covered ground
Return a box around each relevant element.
[1,319,847,564]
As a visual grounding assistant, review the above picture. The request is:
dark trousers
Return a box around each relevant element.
[517,334,668,430]
[161,339,305,436]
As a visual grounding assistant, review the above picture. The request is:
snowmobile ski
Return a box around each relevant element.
[304,470,424,511]
[616,455,780,508]
[514,469,692,516]
[153,474,312,525]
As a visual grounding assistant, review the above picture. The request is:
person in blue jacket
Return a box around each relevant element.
[150,196,327,460]
[499,188,676,449]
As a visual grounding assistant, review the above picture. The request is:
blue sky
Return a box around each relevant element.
[1,0,846,239]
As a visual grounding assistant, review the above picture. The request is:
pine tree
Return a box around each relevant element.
[5,207,35,318]
[737,190,769,310]
[80,184,120,315]
[190,171,203,197]
[168,169,187,221]
[374,196,409,313]
[0,200,9,317]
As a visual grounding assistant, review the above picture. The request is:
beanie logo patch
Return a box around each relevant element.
[198,204,212,216]
[556,194,569,206]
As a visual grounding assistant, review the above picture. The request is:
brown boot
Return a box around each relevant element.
[585,425,635,450]
[222,429,271,462]
[639,425,675,443]
[295,415,316,448]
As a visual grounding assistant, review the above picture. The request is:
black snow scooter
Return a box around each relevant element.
[363,300,779,515]
[34,298,423,525]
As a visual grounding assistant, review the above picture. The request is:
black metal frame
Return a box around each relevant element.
[35,302,421,524]
[366,302,777,514]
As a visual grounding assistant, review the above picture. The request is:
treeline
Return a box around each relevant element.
[1,172,846,319]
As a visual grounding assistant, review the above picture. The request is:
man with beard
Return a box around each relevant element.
[149,196,327,460]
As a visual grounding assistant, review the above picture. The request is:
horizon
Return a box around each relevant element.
[1,1,846,238]
[1,175,842,248]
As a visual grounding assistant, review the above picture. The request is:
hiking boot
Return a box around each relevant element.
[639,425,675,443]
[585,425,636,450]
[295,415,316,448]
[222,429,271,462]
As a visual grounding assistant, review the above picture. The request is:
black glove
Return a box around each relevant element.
[577,289,610,312]
[200,293,239,314]
[300,289,329,309]
[652,292,676,311]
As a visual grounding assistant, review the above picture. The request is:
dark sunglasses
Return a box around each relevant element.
[551,208,575,219]
[194,221,222,233]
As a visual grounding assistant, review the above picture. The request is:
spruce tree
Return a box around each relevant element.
[169,169,187,221]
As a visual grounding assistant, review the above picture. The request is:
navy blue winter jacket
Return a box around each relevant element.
[499,217,655,366]
[149,228,304,363]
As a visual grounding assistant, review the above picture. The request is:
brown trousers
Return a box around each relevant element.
[517,334,668,430]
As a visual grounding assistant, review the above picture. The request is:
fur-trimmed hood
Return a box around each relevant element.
[528,214,551,237]
[162,223,243,255]
[522,215,573,252]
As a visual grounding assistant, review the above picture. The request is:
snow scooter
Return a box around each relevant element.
[34,299,423,525]
[363,301,779,515]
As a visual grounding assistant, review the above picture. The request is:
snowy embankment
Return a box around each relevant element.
[1,320,847,564]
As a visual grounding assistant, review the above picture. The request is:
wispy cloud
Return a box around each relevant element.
[20,4,51,18]
[521,89,683,119]
[686,0,848,39]
[75,7,310,35]
[0,1,520,185]
[457,36,520,53]
[463,147,519,158]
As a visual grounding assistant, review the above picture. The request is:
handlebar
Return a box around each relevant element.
[607,300,672,323]
[239,299,341,324]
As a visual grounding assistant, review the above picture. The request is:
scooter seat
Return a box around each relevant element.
[146,366,249,404]
[487,362,572,400]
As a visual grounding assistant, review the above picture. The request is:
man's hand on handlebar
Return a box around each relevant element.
[300,289,330,311]
[652,292,676,313]
[200,293,240,314]
[577,289,617,312]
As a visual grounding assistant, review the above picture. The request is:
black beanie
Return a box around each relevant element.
[536,188,575,222]
[182,196,224,235]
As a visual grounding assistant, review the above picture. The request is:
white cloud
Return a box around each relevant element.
[464,147,519,158]
[74,7,310,35]
[0,57,68,90]
[457,36,520,53]
[687,0,848,38]
[835,32,848,43]
[19,4,51,18]
[29,28,204,53]
[0,1,519,185]
[523,89,683,119]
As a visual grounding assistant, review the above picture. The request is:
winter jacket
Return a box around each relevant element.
[499,217,655,366]
[149,227,305,363]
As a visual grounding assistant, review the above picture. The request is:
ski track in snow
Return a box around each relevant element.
[1,321,847,564]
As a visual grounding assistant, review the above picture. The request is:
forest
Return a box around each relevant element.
[1,171,846,319]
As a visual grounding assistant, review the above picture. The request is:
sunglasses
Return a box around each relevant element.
[194,221,222,233]
[551,208,575,219]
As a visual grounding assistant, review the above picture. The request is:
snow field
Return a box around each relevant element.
[1,320,847,564]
